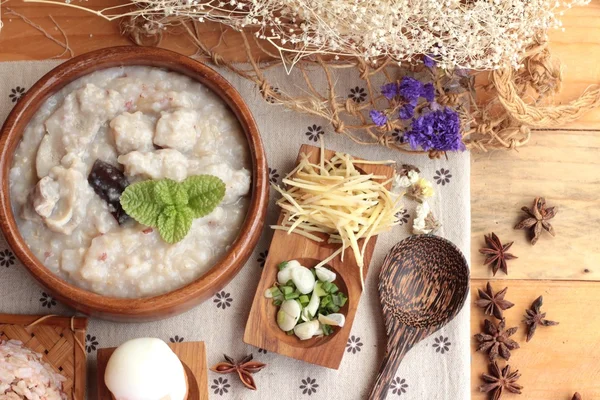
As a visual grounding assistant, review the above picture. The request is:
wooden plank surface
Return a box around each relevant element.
[472,1,600,130]
[1,1,599,399]
[470,280,600,400]
[470,128,600,281]
[0,1,253,62]
[544,1,600,130]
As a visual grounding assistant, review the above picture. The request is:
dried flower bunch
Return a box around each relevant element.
[390,165,440,235]
[21,0,596,156]
[28,0,589,71]
[370,74,465,153]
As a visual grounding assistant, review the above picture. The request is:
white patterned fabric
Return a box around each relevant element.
[0,60,470,400]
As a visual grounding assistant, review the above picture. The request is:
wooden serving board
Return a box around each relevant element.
[96,341,209,400]
[0,314,88,400]
[244,144,395,369]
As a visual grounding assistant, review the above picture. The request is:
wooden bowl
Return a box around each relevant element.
[0,46,269,321]
[109,373,188,400]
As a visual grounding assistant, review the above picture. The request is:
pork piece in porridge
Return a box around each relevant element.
[10,66,251,298]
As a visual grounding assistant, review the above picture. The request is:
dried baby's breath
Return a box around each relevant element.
[23,0,590,70]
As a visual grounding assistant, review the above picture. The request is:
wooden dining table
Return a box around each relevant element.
[0,1,599,398]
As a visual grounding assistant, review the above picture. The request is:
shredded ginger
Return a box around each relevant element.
[271,143,402,288]
[0,340,66,400]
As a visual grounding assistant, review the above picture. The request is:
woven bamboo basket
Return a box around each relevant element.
[0,314,88,399]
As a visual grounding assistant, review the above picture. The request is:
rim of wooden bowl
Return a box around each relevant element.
[0,46,269,321]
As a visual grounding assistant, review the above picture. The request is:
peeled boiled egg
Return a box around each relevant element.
[105,338,187,400]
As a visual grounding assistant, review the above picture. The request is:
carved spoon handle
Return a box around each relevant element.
[368,329,413,400]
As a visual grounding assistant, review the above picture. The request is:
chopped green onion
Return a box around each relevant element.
[299,295,310,306]
[277,261,289,271]
[314,282,327,297]
[332,294,342,306]
[272,260,349,338]
[328,304,340,313]
[284,292,300,300]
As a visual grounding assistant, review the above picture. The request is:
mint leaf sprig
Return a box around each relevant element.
[120,175,226,244]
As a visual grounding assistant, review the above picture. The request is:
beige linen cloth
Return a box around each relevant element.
[0,60,471,399]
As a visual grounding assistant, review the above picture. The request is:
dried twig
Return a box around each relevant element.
[5,7,73,58]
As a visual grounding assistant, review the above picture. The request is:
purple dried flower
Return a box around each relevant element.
[370,110,388,127]
[381,83,399,100]
[399,103,415,120]
[399,77,423,104]
[422,83,435,103]
[423,55,436,68]
[405,108,464,152]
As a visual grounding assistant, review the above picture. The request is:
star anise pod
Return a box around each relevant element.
[514,197,557,245]
[572,393,582,400]
[210,354,266,390]
[480,361,523,400]
[476,282,515,320]
[475,318,520,361]
[479,233,517,276]
[523,296,559,342]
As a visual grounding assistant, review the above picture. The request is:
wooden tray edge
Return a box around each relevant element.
[244,144,395,369]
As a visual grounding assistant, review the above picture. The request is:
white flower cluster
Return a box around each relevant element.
[250,0,591,69]
[77,0,590,70]
[391,166,440,235]
[413,201,439,235]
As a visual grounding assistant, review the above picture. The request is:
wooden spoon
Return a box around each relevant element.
[369,235,470,400]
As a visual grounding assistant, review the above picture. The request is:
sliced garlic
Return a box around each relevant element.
[277,300,301,331]
[318,313,346,327]
[305,290,320,318]
[300,307,312,322]
[277,259,301,284]
[294,320,320,340]
[315,266,336,282]
[291,266,315,294]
